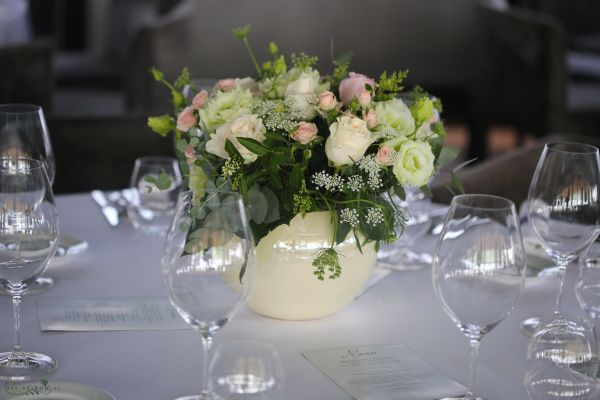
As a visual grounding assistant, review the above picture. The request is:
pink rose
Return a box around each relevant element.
[339,72,375,105]
[318,91,338,111]
[176,106,197,132]
[215,79,236,91]
[362,109,377,129]
[292,122,318,145]
[376,146,394,166]
[357,89,371,107]
[192,90,209,109]
[184,145,196,164]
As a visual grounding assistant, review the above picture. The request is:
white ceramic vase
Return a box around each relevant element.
[246,211,377,320]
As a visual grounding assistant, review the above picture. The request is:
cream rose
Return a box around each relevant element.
[375,98,415,136]
[392,140,435,187]
[325,115,376,166]
[205,114,267,164]
[285,71,320,120]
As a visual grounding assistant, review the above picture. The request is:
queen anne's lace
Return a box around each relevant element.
[312,171,344,192]
[365,207,385,226]
[357,155,383,190]
[340,208,360,227]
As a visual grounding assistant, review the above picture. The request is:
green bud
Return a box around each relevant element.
[303,149,312,160]
[232,24,252,40]
[268,41,279,55]
[411,97,434,126]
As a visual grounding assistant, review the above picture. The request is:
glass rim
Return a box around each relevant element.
[0,157,46,172]
[0,103,43,114]
[546,141,599,155]
[451,194,515,211]
[135,156,179,165]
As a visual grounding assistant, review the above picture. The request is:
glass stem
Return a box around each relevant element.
[467,339,480,399]
[553,260,568,316]
[200,332,213,395]
[12,294,22,355]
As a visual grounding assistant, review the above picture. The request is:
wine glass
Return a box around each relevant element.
[432,194,525,399]
[209,340,284,400]
[0,157,59,380]
[0,104,57,293]
[378,187,433,270]
[525,359,600,400]
[127,156,182,235]
[521,142,600,335]
[162,190,256,400]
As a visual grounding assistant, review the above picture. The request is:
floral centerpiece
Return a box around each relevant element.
[148,26,459,319]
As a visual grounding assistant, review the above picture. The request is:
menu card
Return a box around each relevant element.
[37,298,188,331]
[303,344,466,400]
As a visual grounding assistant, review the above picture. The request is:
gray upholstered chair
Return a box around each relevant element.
[431,134,600,207]
[0,39,54,110]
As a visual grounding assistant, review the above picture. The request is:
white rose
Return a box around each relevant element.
[235,77,258,93]
[375,98,415,136]
[285,71,320,120]
[392,140,435,187]
[325,115,376,166]
[415,123,437,140]
[205,114,267,164]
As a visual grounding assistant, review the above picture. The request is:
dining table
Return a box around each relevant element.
[0,192,583,400]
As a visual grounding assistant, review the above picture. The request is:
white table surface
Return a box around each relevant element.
[0,193,583,400]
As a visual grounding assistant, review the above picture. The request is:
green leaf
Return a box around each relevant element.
[451,172,465,194]
[420,185,433,198]
[174,67,190,89]
[436,146,461,168]
[453,157,478,172]
[268,41,279,55]
[149,67,165,82]
[267,171,283,189]
[333,51,353,66]
[270,152,289,167]
[147,115,174,137]
[289,164,303,192]
[261,186,280,224]
[265,131,288,143]
[393,184,406,201]
[237,137,269,156]
[155,172,172,190]
[335,220,352,244]
[247,185,268,224]
[225,139,242,160]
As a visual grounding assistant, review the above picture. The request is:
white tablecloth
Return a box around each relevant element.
[0,193,579,399]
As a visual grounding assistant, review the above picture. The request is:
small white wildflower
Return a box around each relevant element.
[366,207,385,226]
[222,159,241,177]
[357,155,383,190]
[340,208,360,227]
[312,171,344,192]
[346,175,364,192]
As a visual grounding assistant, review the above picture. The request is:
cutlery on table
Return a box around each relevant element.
[91,190,120,227]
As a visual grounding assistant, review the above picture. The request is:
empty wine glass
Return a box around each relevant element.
[162,190,255,400]
[378,187,432,270]
[521,142,600,335]
[127,156,182,235]
[433,194,525,399]
[0,104,56,293]
[0,157,59,380]
[209,341,284,400]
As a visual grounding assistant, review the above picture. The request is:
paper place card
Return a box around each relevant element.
[303,344,466,400]
[37,298,188,331]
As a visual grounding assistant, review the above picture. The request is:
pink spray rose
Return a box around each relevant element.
[357,88,371,107]
[291,122,318,144]
[362,109,377,129]
[184,145,196,164]
[339,72,375,105]
[176,106,196,132]
[192,90,209,109]
[215,79,236,91]
[318,91,338,111]
[376,146,394,166]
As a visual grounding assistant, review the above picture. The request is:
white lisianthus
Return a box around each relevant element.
[325,115,376,166]
[415,123,437,140]
[259,68,303,99]
[198,88,254,133]
[285,70,321,120]
[205,114,267,164]
[375,98,415,137]
[393,140,435,187]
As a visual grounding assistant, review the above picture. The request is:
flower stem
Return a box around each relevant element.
[243,38,262,78]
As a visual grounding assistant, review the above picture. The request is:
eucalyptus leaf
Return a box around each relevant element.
[247,185,268,224]
[436,146,460,168]
[261,186,280,224]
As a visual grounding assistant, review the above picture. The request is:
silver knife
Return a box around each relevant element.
[91,190,120,227]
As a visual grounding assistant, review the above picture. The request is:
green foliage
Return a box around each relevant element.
[232,24,252,40]
[237,137,270,156]
[174,67,190,89]
[144,171,173,191]
[312,247,341,280]
[291,52,318,70]
[333,62,350,84]
[268,41,279,55]
[374,70,409,101]
[147,115,175,137]
[149,67,186,109]
[436,146,461,168]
